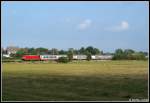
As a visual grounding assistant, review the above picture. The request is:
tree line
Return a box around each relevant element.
[2,46,148,60]
[113,49,148,60]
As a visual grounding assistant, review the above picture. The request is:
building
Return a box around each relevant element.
[6,46,20,55]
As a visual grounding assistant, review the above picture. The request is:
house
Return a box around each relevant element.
[6,46,20,55]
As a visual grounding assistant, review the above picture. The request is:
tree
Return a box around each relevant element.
[124,49,135,60]
[93,48,100,55]
[86,52,91,61]
[15,49,26,58]
[113,49,125,60]
[79,47,86,54]
[28,48,36,55]
[48,50,52,54]
[73,49,78,55]
[139,51,148,57]
[113,48,146,60]
[86,46,94,54]
[85,46,100,55]
[36,47,48,55]
[132,52,146,60]
[67,51,73,61]
[51,48,59,55]
[59,50,66,54]
[68,48,74,53]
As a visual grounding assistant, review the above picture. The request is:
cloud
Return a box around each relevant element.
[121,21,129,29]
[106,21,129,32]
[78,19,92,30]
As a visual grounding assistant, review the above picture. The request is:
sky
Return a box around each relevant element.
[1,1,149,52]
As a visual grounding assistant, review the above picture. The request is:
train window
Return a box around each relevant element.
[44,56,48,58]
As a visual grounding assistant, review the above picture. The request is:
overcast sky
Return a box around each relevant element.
[1,1,149,52]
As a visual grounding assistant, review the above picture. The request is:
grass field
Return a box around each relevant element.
[2,60,149,101]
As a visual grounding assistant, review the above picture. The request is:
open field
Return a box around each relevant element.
[2,60,149,101]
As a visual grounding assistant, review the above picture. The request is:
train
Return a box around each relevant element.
[22,55,113,61]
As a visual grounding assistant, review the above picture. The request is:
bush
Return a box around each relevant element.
[57,57,69,63]
[132,52,146,60]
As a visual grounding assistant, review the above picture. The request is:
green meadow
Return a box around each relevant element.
[2,60,148,101]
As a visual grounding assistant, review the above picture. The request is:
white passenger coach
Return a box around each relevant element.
[40,55,113,60]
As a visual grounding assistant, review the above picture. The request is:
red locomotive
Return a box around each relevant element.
[22,55,41,61]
